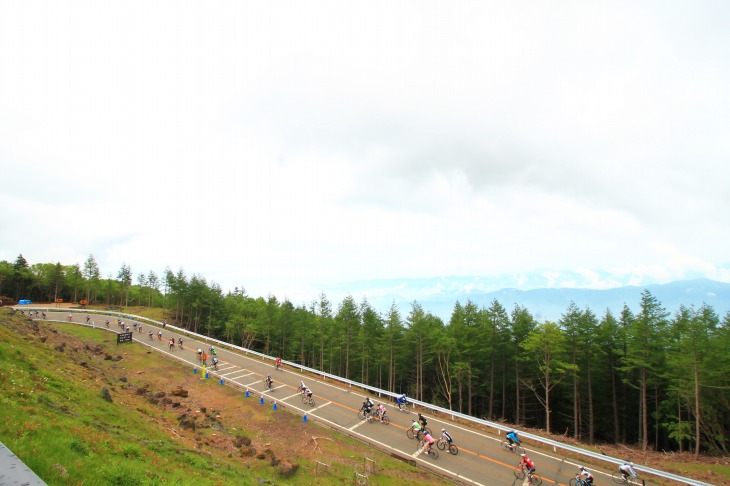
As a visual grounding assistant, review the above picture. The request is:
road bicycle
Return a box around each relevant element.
[611,472,639,484]
[265,379,274,391]
[569,475,589,486]
[357,406,371,420]
[302,394,315,406]
[406,425,432,440]
[500,440,525,455]
[436,438,458,455]
[417,440,439,459]
[513,465,542,485]
[366,411,390,425]
[396,401,409,413]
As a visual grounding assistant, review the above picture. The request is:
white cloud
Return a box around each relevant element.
[1,1,729,305]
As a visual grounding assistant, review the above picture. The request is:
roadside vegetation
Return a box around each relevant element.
[0,309,442,485]
[3,253,730,458]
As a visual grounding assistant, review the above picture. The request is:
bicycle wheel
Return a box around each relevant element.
[612,472,629,484]
[357,410,366,420]
[569,479,578,486]
[366,414,374,423]
[529,473,542,485]
[448,444,458,455]
[513,467,526,480]
[309,398,315,406]
[301,395,307,404]
[381,415,390,425]
[406,428,416,440]
[428,448,438,459]
[500,441,512,452]
[423,427,432,436]
[436,440,446,451]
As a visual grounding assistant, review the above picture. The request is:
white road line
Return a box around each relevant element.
[227,372,254,380]
[221,367,244,376]
[349,419,367,431]
[243,380,263,388]
[309,401,331,413]
[282,392,301,401]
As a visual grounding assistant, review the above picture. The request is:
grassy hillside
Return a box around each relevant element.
[0,309,442,485]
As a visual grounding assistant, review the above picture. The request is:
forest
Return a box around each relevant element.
[2,254,729,456]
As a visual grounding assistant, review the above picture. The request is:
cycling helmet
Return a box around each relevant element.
[520,453,526,457]
[580,466,586,471]
[628,462,633,466]
[267,374,271,379]
[441,428,445,432]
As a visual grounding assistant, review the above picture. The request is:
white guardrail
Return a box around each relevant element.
[22,306,713,486]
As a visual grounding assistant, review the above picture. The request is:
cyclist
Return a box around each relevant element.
[41,312,46,319]
[410,419,422,436]
[209,345,216,355]
[376,403,386,420]
[421,431,436,455]
[211,355,219,371]
[275,357,281,370]
[519,453,536,480]
[68,314,73,321]
[169,338,175,350]
[441,428,453,445]
[362,397,374,414]
[178,337,183,349]
[157,330,162,340]
[265,374,273,389]
[105,319,110,328]
[578,466,594,485]
[619,461,638,481]
[201,351,208,365]
[197,348,203,362]
[304,387,313,401]
[506,430,521,450]
[148,330,154,340]
[298,381,306,393]
[86,315,90,323]
[418,413,428,430]
[396,393,408,409]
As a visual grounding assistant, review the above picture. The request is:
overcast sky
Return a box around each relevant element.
[2,1,729,306]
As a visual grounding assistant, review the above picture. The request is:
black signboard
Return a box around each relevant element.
[117,332,134,345]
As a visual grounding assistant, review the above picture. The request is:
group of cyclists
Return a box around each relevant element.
[505,429,639,483]
[196,346,219,370]
[297,381,314,401]
[30,310,643,481]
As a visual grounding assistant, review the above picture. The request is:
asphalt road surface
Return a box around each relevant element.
[31,309,653,486]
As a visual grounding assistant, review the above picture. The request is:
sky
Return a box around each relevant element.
[1,1,729,309]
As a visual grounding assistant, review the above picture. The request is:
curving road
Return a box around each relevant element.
[31,309,653,486]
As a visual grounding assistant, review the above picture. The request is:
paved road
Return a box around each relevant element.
[30,309,652,486]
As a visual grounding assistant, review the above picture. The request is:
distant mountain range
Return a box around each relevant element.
[331,277,730,323]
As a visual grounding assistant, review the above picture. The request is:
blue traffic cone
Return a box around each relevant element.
[302,414,308,423]
[205,372,209,379]
[273,401,278,411]
[259,397,264,405]
[245,389,249,397]
[219,379,224,385]
[193,368,197,374]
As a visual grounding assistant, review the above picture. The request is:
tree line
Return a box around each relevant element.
[2,254,728,455]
